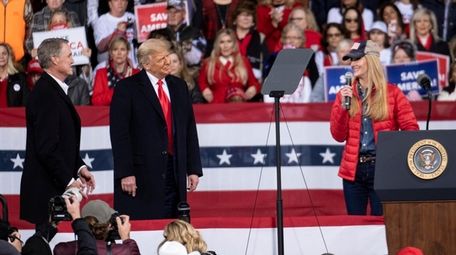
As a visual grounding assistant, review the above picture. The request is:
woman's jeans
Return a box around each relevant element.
[343,160,383,216]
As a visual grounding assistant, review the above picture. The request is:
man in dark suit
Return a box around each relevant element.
[20,38,96,240]
[110,38,202,219]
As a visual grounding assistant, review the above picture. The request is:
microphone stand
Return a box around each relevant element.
[425,90,432,131]
[269,90,285,255]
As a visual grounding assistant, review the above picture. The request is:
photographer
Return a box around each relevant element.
[54,200,139,255]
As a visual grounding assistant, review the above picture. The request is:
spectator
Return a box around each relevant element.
[202,0,241,55]
[263,23,313,103]
[288,6,322,51]
[166,0,207,68]
[0,43,29,107]
[368,21,391,65]
[390,40,422,101]
[231,2,266,82]
[92,36,140,106]
[199,28,261,103]
[25,59,44,90]
[438,62,456,101]
[378,2,407,43]
[158,220,209,255]
[54,199,139,255]
[47,9,92,105]
[0,0,32,62]
[168,48,204,103]
[336,38,354,66]
[391,39,416,64]
[341,7,367,43]
[420,0,456,41]
[315,23,344,73]
[257,0,298,53]
[394,0,420,28]
[327,0,373,31]
[26,0,80,57]
[93,0,137,66]
[409,8,450,56]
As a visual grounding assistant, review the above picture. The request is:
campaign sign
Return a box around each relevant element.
[416,51,450,88]
[135,2,168,42]
[385,60,439,96]
[324,66,352,102]
[33,27,89,65]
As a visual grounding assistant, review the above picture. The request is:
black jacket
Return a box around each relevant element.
[5,72,29,107]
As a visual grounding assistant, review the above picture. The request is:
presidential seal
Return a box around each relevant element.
[407,139,448,180]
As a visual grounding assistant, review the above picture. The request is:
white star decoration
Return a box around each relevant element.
[251,149,267,165]
[320,148,336,164]
[216,149,232,165]
[82,153,95,169]
[10,153,24,169]
[285,148,301,164]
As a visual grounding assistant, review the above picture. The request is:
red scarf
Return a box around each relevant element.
[237,32,252,56]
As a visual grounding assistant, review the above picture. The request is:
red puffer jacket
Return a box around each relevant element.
[330,82,419,181]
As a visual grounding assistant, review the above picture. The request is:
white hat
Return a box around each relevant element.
[369,21,387,34]
[158,241,188,255]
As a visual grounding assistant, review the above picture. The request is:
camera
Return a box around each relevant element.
[49,188,82,222]
[106,212,124,242]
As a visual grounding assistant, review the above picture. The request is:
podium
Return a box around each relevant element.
[374,130,456,254]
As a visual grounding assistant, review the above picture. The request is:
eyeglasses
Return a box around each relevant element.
[327,33,342,38]
[344,18,359,23]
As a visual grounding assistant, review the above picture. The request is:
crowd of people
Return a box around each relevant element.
[1,0,454,254]
[0,0,455,108]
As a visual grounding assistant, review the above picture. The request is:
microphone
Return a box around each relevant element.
[417,73,432,91]
[343,72,353,110]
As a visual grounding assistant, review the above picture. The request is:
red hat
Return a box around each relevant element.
[397,247,424,255]
[27,59,43,74]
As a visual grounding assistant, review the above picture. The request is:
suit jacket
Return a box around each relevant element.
[20,72,84,224]
[110,70,202,220]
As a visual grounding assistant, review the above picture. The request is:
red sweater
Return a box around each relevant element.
[198,56,261,103]
[92,67,140,106]
[330,82,419,181]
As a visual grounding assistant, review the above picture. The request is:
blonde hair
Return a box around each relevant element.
[348,55,389,120]
[207,28,247,85]
[137,38,171,68]
[288,6,319,31]
[281,23,306,46]
[409,8,440,45]
[158,220,207,253]
[0,43,19,74]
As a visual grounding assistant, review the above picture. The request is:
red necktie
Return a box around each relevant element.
[157,79,173,154]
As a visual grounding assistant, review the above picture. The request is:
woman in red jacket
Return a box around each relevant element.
[330,40,419,216]
[199,28,261,103]
[92,37,139,106]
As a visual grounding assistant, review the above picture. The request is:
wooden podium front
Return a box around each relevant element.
[383,201,456,254]
[374,130,456,255]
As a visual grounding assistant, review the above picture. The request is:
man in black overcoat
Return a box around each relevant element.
[20,38,95,240]
[110,38,202,219]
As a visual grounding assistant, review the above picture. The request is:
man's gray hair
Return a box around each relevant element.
[137,38,171,67]
[37,38,69,69]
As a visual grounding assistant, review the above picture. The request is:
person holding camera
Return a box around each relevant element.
[93,0,137,66]
[54,199,139,255]
[20,38,96,242]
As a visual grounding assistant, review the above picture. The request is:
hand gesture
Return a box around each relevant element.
[64,196,81,220]
[116,215,131,241]
[187,174,199,192]
[121,176,137,197]
[79,166,96,196]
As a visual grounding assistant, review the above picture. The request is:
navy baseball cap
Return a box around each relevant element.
[343,40,380,61]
